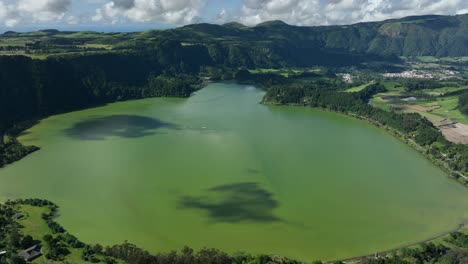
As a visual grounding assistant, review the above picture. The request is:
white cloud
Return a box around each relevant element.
[17,0,71,21]
[66,15,79,24]
[0,2,5,17]
[239,0,468,26]
[215,8,236,24]
[1,0,467,28]
[0,1,13,26]
[0,0,71,27]
[458,8,468,15]
[5,19,19,27]
[93,0,207,25]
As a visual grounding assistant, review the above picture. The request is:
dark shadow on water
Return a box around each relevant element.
[179,182,280,223]
[65,115,177,140]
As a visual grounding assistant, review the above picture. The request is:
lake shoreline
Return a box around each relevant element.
[263,100,468,187]
[7,82,468,187]
[1,82,468,262]
[272,105,468,262]
[333,221,468,263]
[5,198,468,263]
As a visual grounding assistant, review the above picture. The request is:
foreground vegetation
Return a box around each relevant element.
[0,199,467,264]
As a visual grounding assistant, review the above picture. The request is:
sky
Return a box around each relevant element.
[0,0,468,32]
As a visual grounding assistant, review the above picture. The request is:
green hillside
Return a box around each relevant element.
[2,14,468,64]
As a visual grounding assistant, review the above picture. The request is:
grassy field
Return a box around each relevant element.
[18,205,51,264]
[423,86,468,96]
[370,96,393,111]
[0,30,117,59]
[16,204,90,264]
[370,81,468,124]
[248,68,303,77]
[380,98,468,124]
[345,81,375,92]
[420,96,468,124]
[369,81,405,111]
[18,205,51,243]
[78,44,113,50]
[382,81,405,92]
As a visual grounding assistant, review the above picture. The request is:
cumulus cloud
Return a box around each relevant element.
[215,8,235,24]
[0,0,71,27]
[0,2,8,22]
[1,0,467,28]
[17,0,71,21]
[93,0,207,25]
[239,0,468,26]
[0,1,17,27]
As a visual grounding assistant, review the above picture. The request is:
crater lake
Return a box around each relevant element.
[1,82,468,261]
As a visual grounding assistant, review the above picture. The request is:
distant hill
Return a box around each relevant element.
[160,13,468,57]
[222,22,247,29]
[1,13,468,66]
[136,13,466,66]
[1,13,468,161]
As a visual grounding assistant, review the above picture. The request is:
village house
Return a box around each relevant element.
[18,244,42,262]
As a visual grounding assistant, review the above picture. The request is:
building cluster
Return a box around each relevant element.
[339,73,354,83]
[383,70,457,79]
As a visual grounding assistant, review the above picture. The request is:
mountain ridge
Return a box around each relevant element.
[1,13,468,64]
[162,13,468,57]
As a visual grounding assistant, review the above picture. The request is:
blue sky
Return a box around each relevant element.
[0,0,467,32]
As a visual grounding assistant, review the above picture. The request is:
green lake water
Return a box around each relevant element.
[1,82,468,261]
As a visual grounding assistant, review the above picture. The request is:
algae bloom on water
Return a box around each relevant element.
[0,83,467,261]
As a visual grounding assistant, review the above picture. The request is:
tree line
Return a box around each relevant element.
[1,199,467,264]
[263,81,468,180]
[0,45,206,167]
[458,90,468,115]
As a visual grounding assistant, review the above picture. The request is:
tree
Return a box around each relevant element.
[8,225,20,248]
[20,235,35,249]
